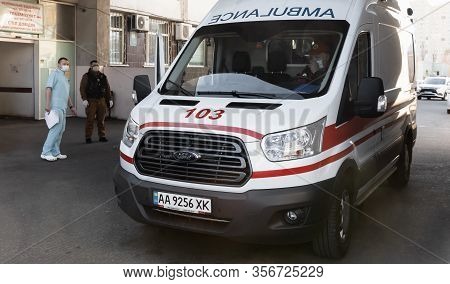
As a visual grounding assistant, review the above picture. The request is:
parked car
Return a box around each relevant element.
[417,77,450,100]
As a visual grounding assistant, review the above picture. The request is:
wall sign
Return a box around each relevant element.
[0,1,43,34]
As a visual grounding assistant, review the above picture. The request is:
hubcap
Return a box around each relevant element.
[338,191,351,242]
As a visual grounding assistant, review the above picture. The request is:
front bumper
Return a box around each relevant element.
[113,166,335,244]
[418,91,445,98]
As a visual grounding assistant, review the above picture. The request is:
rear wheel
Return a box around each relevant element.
[313,174,353,259]
[389,139,412,188]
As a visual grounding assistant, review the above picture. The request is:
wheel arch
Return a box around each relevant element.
[335,159,359,197]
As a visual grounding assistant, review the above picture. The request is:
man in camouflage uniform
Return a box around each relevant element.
[80,60,113,143]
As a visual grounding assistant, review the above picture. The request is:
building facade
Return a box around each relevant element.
[0,0,217,120]
[410,0,450,79]
[103,0,217,119]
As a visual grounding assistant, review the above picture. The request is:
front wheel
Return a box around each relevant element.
[313,175,353,259]
[389,140,412,188]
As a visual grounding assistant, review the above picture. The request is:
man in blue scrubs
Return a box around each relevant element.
[41,57,77,162]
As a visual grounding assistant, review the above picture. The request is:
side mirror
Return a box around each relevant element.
[132,90,138,105]
[354,77,387,118]
[133,75,152,104]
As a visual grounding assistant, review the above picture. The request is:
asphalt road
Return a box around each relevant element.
[0,100,449,264]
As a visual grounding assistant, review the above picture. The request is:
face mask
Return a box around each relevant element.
[60,65,70,72]
[92,66,100,72]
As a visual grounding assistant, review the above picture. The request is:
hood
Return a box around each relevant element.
[420,84,446,89]
[131,94,329,143]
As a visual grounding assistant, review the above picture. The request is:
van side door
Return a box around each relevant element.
[375,26,415,171]
[337,29,382,188]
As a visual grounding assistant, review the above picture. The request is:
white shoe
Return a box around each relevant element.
[41,154,57,162]
[56,154,67,160]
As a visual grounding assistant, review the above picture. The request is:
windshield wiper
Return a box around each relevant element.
[164,79,195,97]
[196,91,276,99]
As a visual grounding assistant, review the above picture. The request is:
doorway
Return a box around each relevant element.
[0,41,35,118]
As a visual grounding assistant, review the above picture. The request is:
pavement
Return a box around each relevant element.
[0,100,449,264]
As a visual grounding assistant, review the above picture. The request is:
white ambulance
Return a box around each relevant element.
[114,0,418,258]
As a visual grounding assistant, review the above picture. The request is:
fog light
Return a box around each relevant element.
[285,211,298,224]
[284,208,307,225]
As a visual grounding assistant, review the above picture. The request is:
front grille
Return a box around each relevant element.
[135,131,252,187]
[420,89,437,94]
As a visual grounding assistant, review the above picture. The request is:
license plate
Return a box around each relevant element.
[153,191,212,215]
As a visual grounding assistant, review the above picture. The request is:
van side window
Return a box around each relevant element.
[338,33,371,125]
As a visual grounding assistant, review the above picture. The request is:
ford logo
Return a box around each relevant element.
[173,150,202,162]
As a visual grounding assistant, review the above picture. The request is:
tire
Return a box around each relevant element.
[417,96,421,100]
[313,173,353,259]
[447,109,450,114]
[427,97,431,100]
[389,139,412,188]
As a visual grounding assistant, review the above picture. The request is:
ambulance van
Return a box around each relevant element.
[114,0,418,258]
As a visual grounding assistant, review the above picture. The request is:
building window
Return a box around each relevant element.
[110,12,124,65]
[188,41,206,66]
[145,18,170,65]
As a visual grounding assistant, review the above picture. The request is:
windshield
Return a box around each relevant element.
[161,21,349,100]
[424,78,446,85]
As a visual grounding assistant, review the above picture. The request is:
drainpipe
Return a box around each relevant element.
[180,0,188,22]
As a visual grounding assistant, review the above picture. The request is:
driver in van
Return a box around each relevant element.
[298,41,331,83]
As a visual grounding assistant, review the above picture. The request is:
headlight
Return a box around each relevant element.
[262,118,326,162]
[122,117,139,147]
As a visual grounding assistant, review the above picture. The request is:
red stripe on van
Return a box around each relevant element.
[120,152,134,164]
[252,114,405,179]
[323,117,376,151]
[322,99,411,151]
[140,122,264,140]
[252,146,354,179]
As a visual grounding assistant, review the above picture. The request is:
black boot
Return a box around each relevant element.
[86,138,92,144]
[99,137,108,142]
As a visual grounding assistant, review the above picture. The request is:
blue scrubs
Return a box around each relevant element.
[42,69,70,156]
